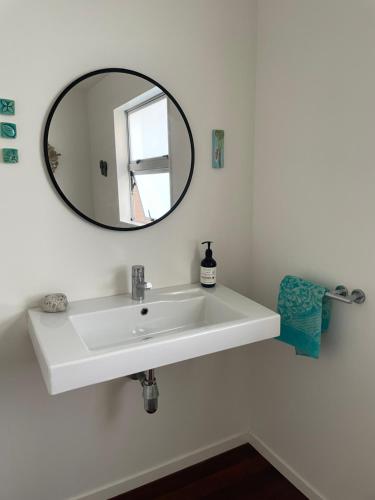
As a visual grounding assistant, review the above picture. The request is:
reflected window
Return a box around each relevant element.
[128,97,168,161]
[127,95,171,223]
[135,172,171,220]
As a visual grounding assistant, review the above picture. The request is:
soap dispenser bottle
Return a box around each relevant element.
[200,241,217,288]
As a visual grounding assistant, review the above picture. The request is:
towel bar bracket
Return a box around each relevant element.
[325,286,366,304]
[352,289,366,304]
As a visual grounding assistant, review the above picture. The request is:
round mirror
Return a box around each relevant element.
[43,68,194,230]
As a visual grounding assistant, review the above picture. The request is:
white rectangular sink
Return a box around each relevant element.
[28,284,280,394]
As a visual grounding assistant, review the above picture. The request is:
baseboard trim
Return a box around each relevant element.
[70,432,248,500]
[247,431,326,500]
[70,430,326,500]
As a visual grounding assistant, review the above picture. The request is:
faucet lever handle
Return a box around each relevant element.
[144,281,152,290]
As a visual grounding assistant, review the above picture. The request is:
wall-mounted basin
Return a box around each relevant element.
[28,284,280,394]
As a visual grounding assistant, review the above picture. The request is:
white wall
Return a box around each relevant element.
[49,85,94,217]
[250,1,375,498]
[0,1,257,499]
[169,99,192,205]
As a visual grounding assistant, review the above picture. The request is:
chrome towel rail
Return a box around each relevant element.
[325,285,366,304]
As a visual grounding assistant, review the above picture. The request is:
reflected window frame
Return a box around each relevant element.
[126,94,172,224]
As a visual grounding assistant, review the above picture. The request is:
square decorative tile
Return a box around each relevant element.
[2,148,18,163]
[0,98,15,115]
[0,122,17,138]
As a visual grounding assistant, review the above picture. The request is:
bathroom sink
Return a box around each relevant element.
[27,284,279,394]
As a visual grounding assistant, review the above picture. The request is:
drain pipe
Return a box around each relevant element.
[128,369,159,414]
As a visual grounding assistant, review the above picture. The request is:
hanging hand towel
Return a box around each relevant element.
[277,275,331,358]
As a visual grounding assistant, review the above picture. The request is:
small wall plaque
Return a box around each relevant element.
[0,122,16,138]
[0,98,15,115]
[2,148,18,163]
[212,129,224,168]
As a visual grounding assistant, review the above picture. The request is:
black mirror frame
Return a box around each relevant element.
[43,68,195,231]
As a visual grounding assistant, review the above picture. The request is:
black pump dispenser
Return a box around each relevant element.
[200,241,217,288]
[202,241,213,258]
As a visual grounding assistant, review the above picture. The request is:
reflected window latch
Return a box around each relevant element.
[100,160,108,177]
[130,170,136,192]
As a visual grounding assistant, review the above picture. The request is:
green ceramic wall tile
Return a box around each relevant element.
[2,148,18,163]
[0,122,17,138]
[0,99,15,115]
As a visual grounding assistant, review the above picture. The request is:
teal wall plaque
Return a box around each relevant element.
[212,129,224,168]
[0,98,15,115]
[0,122,17,138]
[2,148,18,163]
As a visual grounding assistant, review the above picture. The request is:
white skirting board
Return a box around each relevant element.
[247,431,326,500]
[70,431,325,500]
[69,433,248,500]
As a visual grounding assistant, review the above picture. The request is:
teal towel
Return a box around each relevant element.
[277,275,331,358]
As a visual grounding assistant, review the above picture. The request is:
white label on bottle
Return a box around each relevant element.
[200,266,216,285]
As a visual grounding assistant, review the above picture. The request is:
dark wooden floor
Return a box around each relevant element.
[110,444,306,500]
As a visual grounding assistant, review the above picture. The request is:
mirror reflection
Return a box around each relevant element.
[45,70,193,229]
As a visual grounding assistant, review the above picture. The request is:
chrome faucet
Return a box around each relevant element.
[132,265,152,302]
